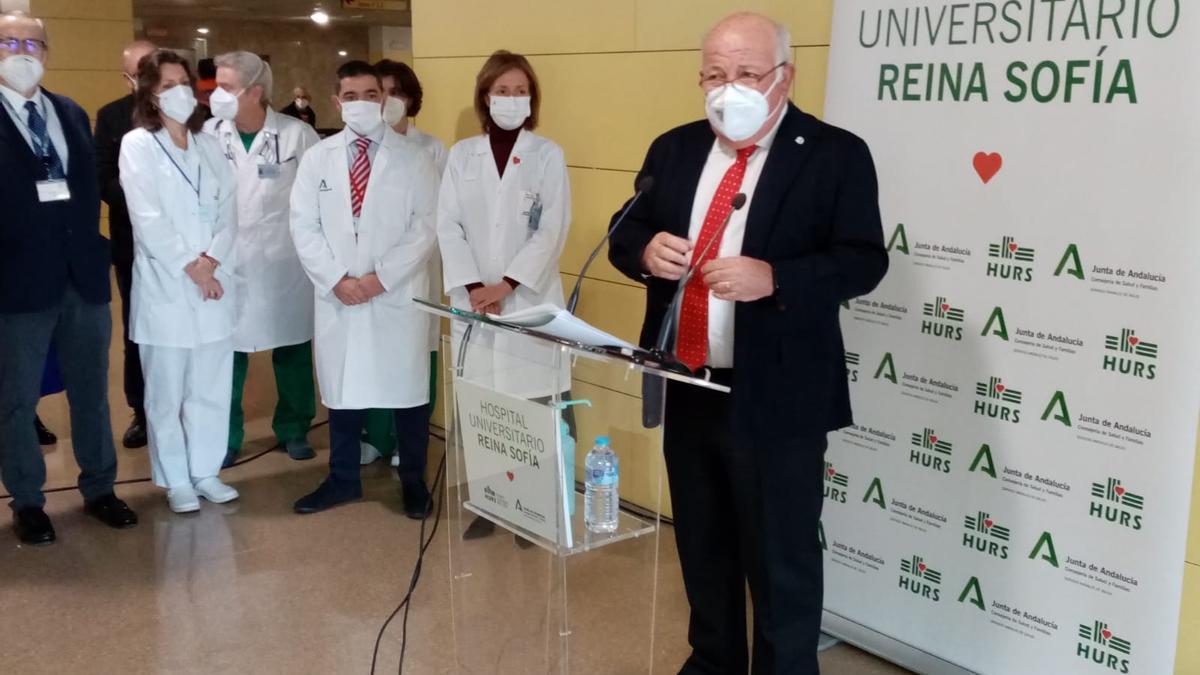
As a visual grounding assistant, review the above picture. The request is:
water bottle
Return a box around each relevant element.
[561,420,576,518]
[584,436,619,533]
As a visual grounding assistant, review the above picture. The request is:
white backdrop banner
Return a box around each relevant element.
[821,2,1200,673]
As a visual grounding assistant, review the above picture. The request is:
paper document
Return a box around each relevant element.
[493,304,637,350]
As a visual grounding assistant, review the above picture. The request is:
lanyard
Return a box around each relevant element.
[150,132,202,201]
[1,93,56,168]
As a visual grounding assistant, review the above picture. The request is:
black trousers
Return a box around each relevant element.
[664,376,827,675]
[113,261,144,417]
[327,405,430,485]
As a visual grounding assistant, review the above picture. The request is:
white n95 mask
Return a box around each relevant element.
[704,71,783,142]
[341,99,383,136]
[489,96,530,131]
[0,55,45,94]
[295,98,308,110]
[210,86,240,121]
[382,96,407,127]
[157,85,198,125]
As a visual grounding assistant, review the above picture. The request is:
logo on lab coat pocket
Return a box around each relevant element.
[318,179,331,192]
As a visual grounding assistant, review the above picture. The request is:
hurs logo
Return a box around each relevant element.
[909,428,952,474]
[824,462,849,504]
[898,554,941,601]
[1077,620,1132,673]
[921,296,965,341]
[1089,478,1144,531]
[986,236,1034,282]
[1103,328,1158,381]
[962,511,1010,559]
[887,223,909,254]
[974,376,1023,423]
[845,351,860,383]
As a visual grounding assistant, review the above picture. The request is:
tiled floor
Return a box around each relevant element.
[3,298,912,675]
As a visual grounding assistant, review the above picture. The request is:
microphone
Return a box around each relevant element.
[642,192,747,428]
[566,175,655,314]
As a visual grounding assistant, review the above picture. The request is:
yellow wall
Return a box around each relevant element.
[412,1,1200,671]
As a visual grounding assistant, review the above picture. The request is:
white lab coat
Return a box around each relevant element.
[204,109,320,352]
[290,127,438,409]
[437,130,572,398]
[403,125,448,353]
[119,127,238,348]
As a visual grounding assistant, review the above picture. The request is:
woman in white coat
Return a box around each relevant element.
[436,50,572,400]
[119,50,240,514]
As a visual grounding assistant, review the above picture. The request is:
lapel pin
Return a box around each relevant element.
[512,156,521,165]
[795,136,805,145]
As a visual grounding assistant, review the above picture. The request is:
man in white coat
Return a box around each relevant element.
[289,60,438,514]
[204,51,320,467]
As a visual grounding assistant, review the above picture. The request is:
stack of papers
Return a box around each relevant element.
[494,304,637,350]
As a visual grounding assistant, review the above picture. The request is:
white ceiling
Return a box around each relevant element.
[133,0,411,26]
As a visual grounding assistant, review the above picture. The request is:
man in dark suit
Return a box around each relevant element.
[0,11,137,544]
[279,86,317,128]
[93,38,155,449]
[608,12,888,674]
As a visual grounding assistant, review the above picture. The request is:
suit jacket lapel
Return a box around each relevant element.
[0,93,39,172]
[741,105,819,259]
[674,124,714,237]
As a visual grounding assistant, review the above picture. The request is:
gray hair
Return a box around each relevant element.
[703,13,793,65]
[214,51,273,106]
[0,10,48,43]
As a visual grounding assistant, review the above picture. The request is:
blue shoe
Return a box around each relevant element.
[294,479,362,514]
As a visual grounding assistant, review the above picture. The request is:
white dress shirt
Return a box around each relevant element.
[685,110,785,368]
[0,84,70,173]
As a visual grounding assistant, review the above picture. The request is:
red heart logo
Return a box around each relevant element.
[506,471,515,481]
[984,519,994,529]
[827,468,836,478]
[512,156,521,165]
[940,303,949,312]
[973,152,1003,184]
[918,562,927,572]
[1128,337,1139,346]
[995,384,1005,393]
[1115,486,1126,496]
[1008,243,1018,253]
[929,435,938,444]
[1102,630,1113,640]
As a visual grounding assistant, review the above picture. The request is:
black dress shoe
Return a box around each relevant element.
[293,479,363,514]
[122,414,147,449]
[13,507,56,545]
[34,416,56,446]
[84,494,139,529]
[401,479,432,520]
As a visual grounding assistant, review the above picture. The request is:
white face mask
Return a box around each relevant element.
[0,55,45,95]
[704,70,783,143]
[210,86,240,121]
[382,96,407,127]
[157,85,198,125]
[340,99,383,136]
[295,98,308,110]
[489,95,530,131]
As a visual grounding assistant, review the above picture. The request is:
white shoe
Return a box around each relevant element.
[360,441,383,465]
[168,486,201,513]
[194,477,240,504]
[390,454,399,468]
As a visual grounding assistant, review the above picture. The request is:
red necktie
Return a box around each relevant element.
[350,137,371,217]
[676,146,755,371]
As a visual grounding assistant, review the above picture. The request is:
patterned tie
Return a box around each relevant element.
[675,146,755,371]
[24,101,65,180]
[350,136,371,217]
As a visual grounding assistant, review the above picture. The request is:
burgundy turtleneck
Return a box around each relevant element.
[489,124,522,179]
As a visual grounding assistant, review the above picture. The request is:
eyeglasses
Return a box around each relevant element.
[0,37,48,57]
[699,62,785,90]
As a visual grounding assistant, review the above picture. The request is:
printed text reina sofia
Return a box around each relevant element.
[468,401,547,468]
[858,1,1180,103]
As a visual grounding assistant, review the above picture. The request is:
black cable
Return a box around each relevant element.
[0,420,331,501]
[368,428,448,675]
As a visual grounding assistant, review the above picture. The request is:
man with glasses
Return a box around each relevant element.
[0,11,138,545]
[608,12,888,674]
[94,38,157,450]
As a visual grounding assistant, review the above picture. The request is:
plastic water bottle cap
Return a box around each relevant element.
[595,436,610,446]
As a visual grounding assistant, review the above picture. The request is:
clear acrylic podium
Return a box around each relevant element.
[416,300,730,675]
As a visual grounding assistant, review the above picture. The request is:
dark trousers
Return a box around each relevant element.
[327,404,430,485]
[113,261,144,417]
[0,287,118,511]
[664,377,827,675]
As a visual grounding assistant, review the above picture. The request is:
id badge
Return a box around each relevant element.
[521,191,542,232]
[257,164,282,179]
[36,179,71,203]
